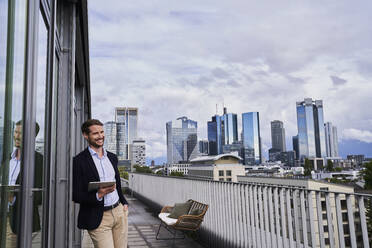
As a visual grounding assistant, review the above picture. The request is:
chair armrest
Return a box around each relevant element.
[173,214,204,231]
[160,206,174,213]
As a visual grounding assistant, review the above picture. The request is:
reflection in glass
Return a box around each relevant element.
[0,0,27,247]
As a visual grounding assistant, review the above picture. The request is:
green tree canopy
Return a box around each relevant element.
[326,160,334,172]
[170,171,184,177]
[304,158,313,177]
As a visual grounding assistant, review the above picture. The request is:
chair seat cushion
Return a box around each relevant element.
[159,213,178,226]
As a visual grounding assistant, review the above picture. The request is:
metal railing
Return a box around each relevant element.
[129,173,372,248]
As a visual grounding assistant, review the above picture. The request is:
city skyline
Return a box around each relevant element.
[89,1,372,164]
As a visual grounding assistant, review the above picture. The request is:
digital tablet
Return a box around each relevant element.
[88,181,116,192]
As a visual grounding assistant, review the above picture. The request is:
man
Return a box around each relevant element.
[6,121,43,247]
[73,119,128,248]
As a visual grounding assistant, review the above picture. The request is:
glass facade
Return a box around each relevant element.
[325,122,339,157]
[242,112,262,165]
[296,98,326,160]
[166,116,198,164]
[207,110,237,156]
[271,120,286,152]
[115,107,138,160]
[0,0,91,247]
[103,121,117,154]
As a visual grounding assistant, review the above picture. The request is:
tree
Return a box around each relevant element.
[326,160,334,172]
[304,158,313,177]
[118,167,129,179]
[134,165,153,174]
[170,171,184,177]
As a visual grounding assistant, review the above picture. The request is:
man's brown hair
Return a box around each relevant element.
[81,119,103,134]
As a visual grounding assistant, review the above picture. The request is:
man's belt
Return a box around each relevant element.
[103,201,120,211]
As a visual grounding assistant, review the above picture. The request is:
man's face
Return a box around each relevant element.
[83,125,105,148]
[14,125,22,148]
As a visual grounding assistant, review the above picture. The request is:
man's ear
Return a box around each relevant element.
[83,133,88,140]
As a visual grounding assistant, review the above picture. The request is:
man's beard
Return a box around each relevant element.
[89,138,104,148]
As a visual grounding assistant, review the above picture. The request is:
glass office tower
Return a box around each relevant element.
[115,107,138,160]
[242,112,262,165]
[208,115,222,155]
[207,108,238,155]
[296,98,326,160]
[324,122,339,157]
[271,120,286,152]
[166,117,198,164]
[103,121,117,154]
[0,0,91,247]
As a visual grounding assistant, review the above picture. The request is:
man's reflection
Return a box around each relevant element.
[7,121,43,247]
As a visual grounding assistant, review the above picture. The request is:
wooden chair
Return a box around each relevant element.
[156,199,209,241]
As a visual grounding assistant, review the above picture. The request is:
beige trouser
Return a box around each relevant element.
[88,203,128,248]
[6,218,39,248]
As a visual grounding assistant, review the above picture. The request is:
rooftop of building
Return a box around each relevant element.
[190,153,242,163]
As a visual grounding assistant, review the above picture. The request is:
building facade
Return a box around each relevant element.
[324,122,339,157]
[271,120,286,152]
[292,135,299,159]
[296,98,326,160]
[0,0,91,247]
[115,107,138,160]
[207,107,238,156]
[130,139,146,166]
[103,121,117,154]
[199,140,209,155]
[166,116,198,164]
[242,112,262,165]
[188,153,245,182]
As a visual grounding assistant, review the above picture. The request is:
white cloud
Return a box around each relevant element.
[342,129,372,143]
[88,0,372,160]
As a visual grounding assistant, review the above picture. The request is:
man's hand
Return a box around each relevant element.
[97,184,116,199]
[123,204,128,212]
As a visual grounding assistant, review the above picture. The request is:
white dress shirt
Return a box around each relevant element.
[88,147,119,207]
[9,149,21,185]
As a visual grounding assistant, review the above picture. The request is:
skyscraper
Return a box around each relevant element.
[166,116,198,164]
[207,107,238,155]
[324,122,339,157]
[242,112,262,165]
[103,121,117,154]
[296,98,326,160]
[115,107,138,160]
[271,120,286,152]
[199,140,209,155]
[292,135,299,159]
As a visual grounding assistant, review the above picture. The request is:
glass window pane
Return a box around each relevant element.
[31,10,48,247]
[0,0,28,247]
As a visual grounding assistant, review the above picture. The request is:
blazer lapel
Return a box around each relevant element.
[84,148,100,181]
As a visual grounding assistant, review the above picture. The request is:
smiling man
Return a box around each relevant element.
[73,119,128,248]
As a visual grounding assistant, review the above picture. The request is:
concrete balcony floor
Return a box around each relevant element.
[82,195,204,248]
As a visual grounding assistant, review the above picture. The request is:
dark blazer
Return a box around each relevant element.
[9,151,43,234]
[72,147,128,230]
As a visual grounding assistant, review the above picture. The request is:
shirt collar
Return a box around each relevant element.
[88,146,107,158]
[11,148,20,160]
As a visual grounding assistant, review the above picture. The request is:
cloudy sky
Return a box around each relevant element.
[88,0,372,164]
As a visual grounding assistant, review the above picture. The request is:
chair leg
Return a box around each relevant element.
[156,221,163,240]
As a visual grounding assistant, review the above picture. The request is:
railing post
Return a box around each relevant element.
[316,192,325,248]
[325,192,335,247]
[358,196,370,248]
[335,193,345,248]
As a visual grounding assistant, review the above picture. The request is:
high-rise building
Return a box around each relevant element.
[208,115,222,155]
[199,140,209,155]
[115,107,138,160]
[271,120,286,152]
[207,107,238,155]
[296,98,326,160]
[242,112,262,165]
[103,121,117,154]
[324,122,339,157]
[166,116,198,164]
[292,135,299,159]
[130,139,146,166]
